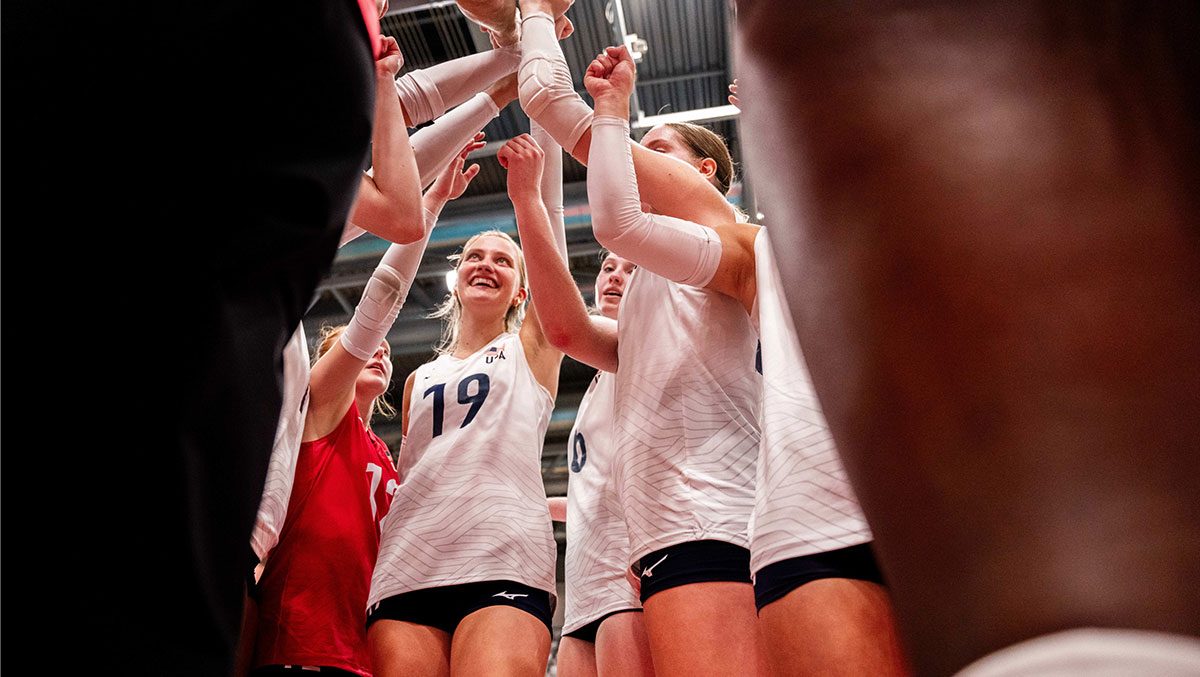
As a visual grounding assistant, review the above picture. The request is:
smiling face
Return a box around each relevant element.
[455,233,527,320]
[594,252,636,319]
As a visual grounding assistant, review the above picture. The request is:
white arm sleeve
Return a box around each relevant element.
[587,115,722,287]
[340,208,439,360]
[411,92,500,189]
[394,46,520,127]
[531,120,568,261]
[518,11,593,153]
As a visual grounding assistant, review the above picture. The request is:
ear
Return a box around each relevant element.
[514,286,529,306]
[697,157,718,180]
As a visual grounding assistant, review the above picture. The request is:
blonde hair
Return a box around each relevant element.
[663,122,735,196]
[430,230,528,354]
[313,325,397,421]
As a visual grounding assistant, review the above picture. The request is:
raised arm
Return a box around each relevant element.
[412,74,515,188]
[394,42,521,127]
[500,135,619,373]
[516,4,736,227]
[352,36,425,245]
[493,136,569,399]
[307,150,481,440]
[585,46,759,314]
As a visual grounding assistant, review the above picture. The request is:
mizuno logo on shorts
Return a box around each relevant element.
[641,554,668,577]
[493,591,528,600]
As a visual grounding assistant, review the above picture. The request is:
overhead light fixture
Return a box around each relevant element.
[445,269,457,291]
[631,105,740,130]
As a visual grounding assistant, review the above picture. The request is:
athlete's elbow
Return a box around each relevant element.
[590,212,622,252]
[543,325,576,353]
[378,206,426,245]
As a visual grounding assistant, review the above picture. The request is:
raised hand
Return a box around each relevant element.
[376,36,405,79]
[497,134,545,204]
[584,45,637,103]
[455,0,520,47]
[428,138,483,203]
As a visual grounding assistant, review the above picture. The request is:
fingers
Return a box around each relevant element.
[728,79,739,109]
[460,132,487,159]
[497,134,544,171]
[462,163,481,183]
[605,44,632,64]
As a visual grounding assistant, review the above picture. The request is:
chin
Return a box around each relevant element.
[461,289,509,311]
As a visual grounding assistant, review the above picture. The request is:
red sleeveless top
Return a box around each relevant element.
[253,403,399,675]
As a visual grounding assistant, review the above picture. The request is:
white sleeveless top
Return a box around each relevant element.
[563,371,640,633]
[368,332,558,606]
[750,229,872,574]
[251,324,311,562]
[612,269,761,566]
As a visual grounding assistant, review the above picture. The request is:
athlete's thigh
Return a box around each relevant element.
[557,636,598,677]
[641,581,759,677]
[368,619,451,677]
[595,612,654,677]
[759,578,909,677]
[452,605,551,677]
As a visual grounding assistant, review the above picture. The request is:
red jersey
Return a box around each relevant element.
[253,403,399,676]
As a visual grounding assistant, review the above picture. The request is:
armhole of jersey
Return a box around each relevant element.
[309,400,361,447]
[514,333,555,411]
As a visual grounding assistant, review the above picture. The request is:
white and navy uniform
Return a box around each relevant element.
[368,332,558,607]
[563,371,640,635]
[750,229,872,574]
[612,269,761,566]
[251,324,311,563]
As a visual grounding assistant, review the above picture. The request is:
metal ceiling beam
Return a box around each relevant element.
[385,0,458,16]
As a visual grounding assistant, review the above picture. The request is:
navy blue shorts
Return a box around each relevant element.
[562,608,641,643]
[633,540,752,603]
[753,542,886,611]
[366,580,553,635]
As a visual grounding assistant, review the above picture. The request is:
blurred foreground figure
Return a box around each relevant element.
[7,1,380,674]
[734,3,1200,675]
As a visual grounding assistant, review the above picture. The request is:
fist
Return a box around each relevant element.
[497,134,545,202]
[584,45,636,101]
[376,36,404,78]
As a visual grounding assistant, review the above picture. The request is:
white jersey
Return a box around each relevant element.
[369,332,557,607]
[251,324,311,562]
[563,371,640,634]
[750,229,871,574]
[612,269,761,565]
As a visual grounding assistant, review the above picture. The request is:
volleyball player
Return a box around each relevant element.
[365,135,567,677]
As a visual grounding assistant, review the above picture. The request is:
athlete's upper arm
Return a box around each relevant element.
[401,370,416,438]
